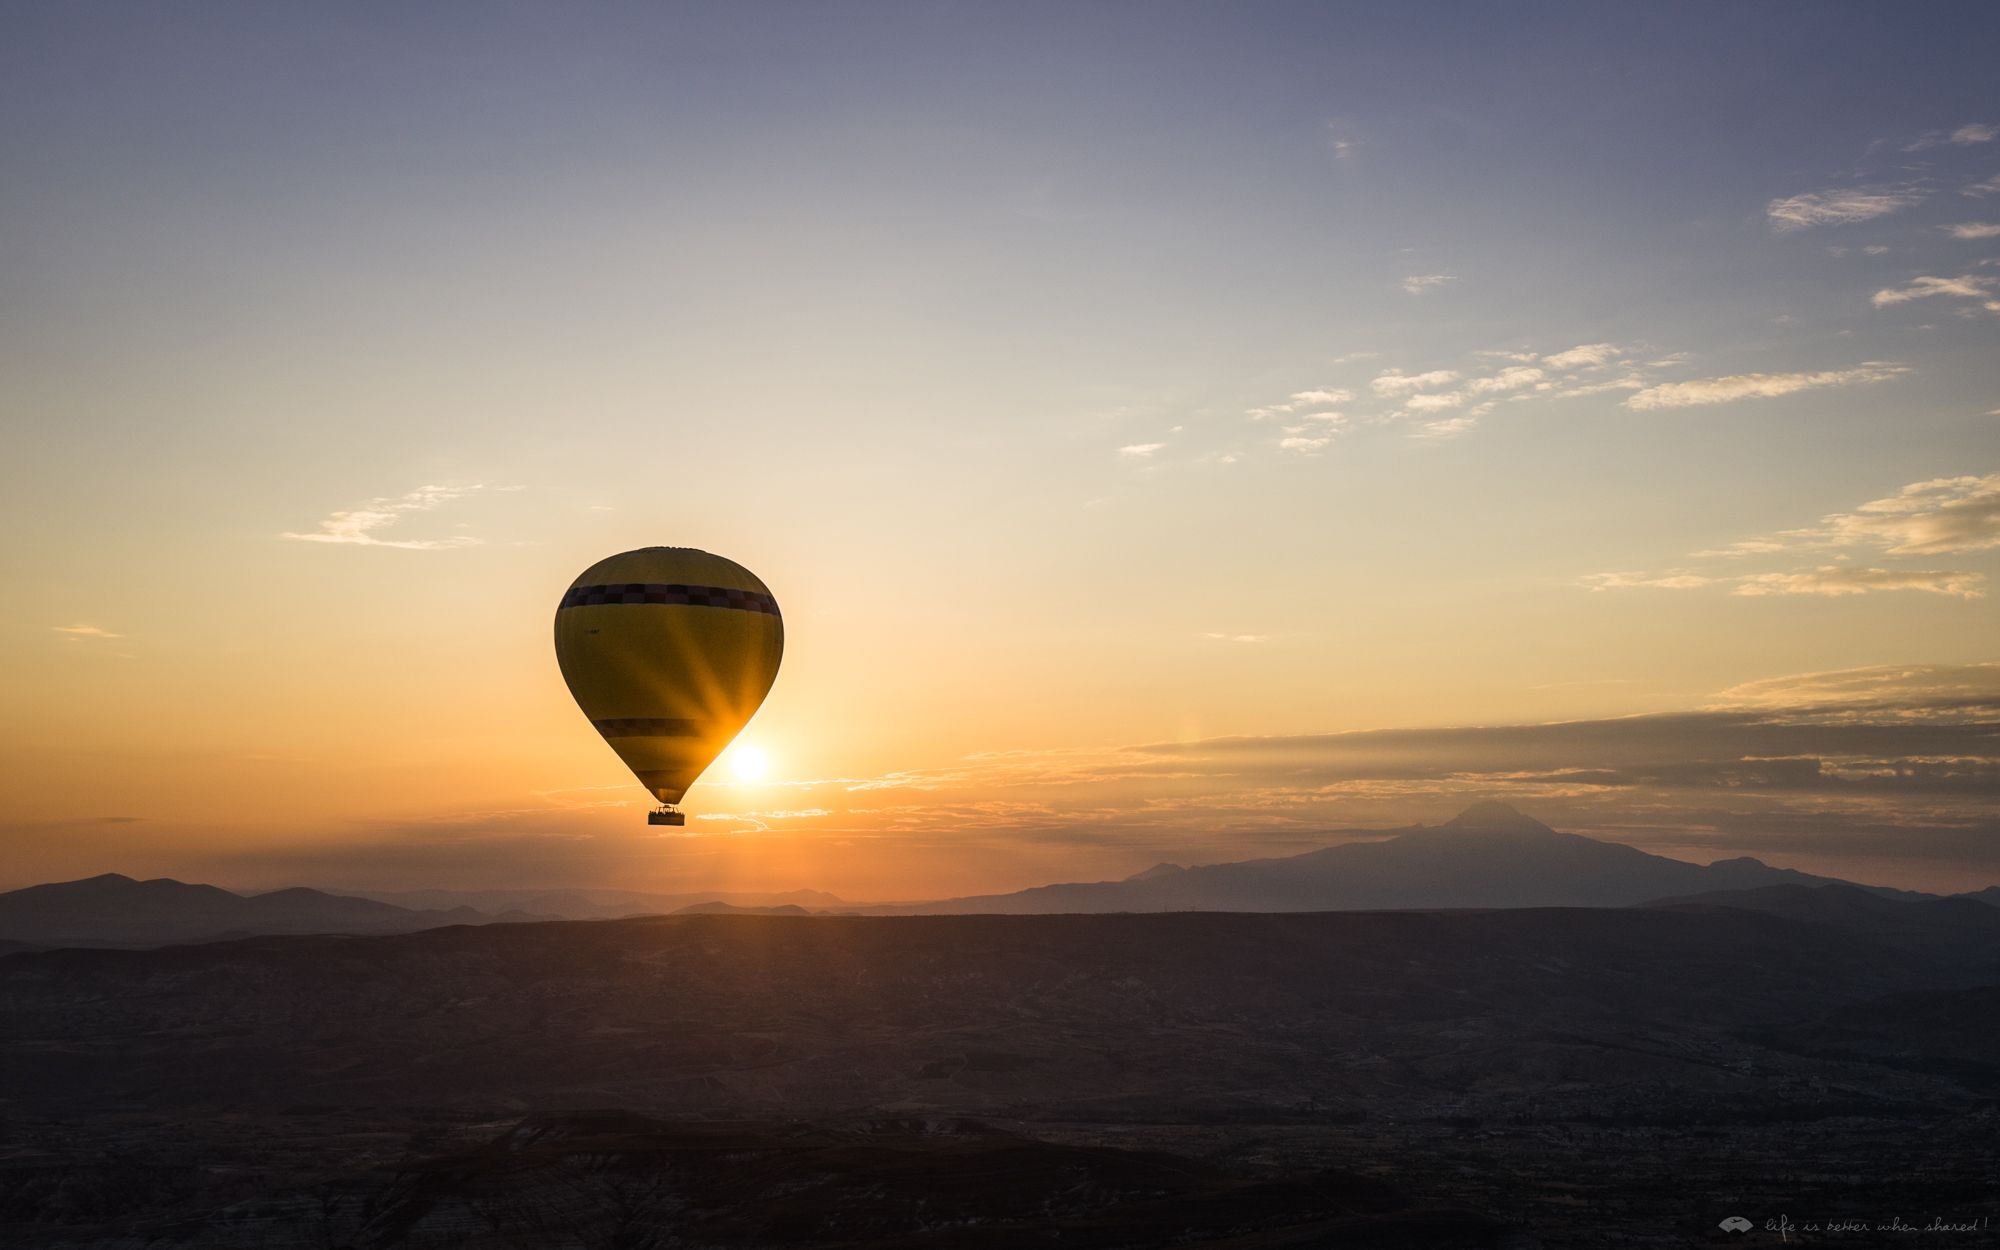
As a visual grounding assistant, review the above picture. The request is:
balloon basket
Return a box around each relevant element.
[648,806,686,827]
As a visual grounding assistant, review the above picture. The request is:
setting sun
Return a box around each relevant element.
[727,744,769,783]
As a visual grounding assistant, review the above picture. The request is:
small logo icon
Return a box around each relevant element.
[1719,1216,1753,1233]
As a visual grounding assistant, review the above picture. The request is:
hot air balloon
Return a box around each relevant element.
[554,547,783,825]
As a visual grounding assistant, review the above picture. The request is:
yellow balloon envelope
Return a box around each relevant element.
[554,547,783,824]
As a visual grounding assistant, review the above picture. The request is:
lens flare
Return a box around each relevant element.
[729,744,769,782]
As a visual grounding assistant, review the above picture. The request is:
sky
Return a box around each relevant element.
[2,2,1996,898]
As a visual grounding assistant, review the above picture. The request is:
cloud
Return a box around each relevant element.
[1370,369,1459,397]
[1201,632,1270,643]
[1579,571,1717,592]
[1965,174,2000,198]
[1589,474,2000,601]
[1326,119,1362,161]
[53,624,123,639]
[282,484,493,549]
[1945,222,2000,240]
[1400,274,1456,294]
[1711,662,2000,711]
[1767,188,1921,230]
[1732,566,1984,599]
[1813,473,2000,555]
[148,662,2000,895]
[1625,362,1907,410]
[1908,123,1997,151]
[1247,388,1353,421]
[1702,472,2000,560]
[1872,274,1996,310]
[1410,415,1482,441]
[1118,443,1165,459]
[1540,343,1621,370]
[1278,433,1334,454]
[1467,365,1544,394]
[1403,391,1465,413]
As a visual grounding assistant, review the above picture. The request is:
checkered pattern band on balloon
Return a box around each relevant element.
[559,583,780,615]
[591,718,705,738]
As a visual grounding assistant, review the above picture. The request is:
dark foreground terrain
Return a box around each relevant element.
[4,904,1999,1247]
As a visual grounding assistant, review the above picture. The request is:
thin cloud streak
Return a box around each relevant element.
[281,484,495,550]
[1733,566,1985,599]
[1766,188,1921,231]
[1626,363,1907,410]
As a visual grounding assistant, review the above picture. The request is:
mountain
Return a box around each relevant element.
[865,802,1935,914]
[346,885,847,919]
[1641,882,2000,951]
[672,901,814,916]
[1956,885,2000,908]
[0,873,543,948]
[1640,876,1984,928]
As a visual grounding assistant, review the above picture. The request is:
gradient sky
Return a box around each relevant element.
[3,3,1996,898]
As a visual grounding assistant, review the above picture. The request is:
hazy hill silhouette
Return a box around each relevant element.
[871,802,1936,914]
[0,873,546,948]
[9,803,1983,949]
[350,885,847,919]
[673,900,815,916]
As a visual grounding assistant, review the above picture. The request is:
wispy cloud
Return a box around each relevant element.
[1325,118,1362,161]
[53,624,123,639]
[1585,564,1982,600]
[1289,388,1352,405]
[1711,662,2000,711]
[1467,365,1545,394]
[1907,122,1997,151]
[1733,566,1984,599]
[1625,362,1907,410]
[1944,222,2000,239]
[1403,391,1465,413]
[1590,473,2000,600]
[1410,414,1484,441]
[1400,273,1456,295]
[1808,473,2000,556]
[1370,368,1459,397]
[1118,443,1165,459]
[1872,274,1997,311]
[1540,343,1622,370]
[1579,571,1717,592]
[1767,188,1921,231]
[1201,632,1270,643]
[1965,174,2000,198]
[282,484,494,549]
[1278,432,1334,454]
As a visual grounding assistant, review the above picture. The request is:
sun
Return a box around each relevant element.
[727,744,769,782]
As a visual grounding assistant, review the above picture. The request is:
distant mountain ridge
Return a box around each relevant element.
[346,885,847,920]
[9,804,1992,945]
[0,873,548,949]
[862,802,1954,915]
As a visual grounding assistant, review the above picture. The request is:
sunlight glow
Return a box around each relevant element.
[728,744,769,782]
